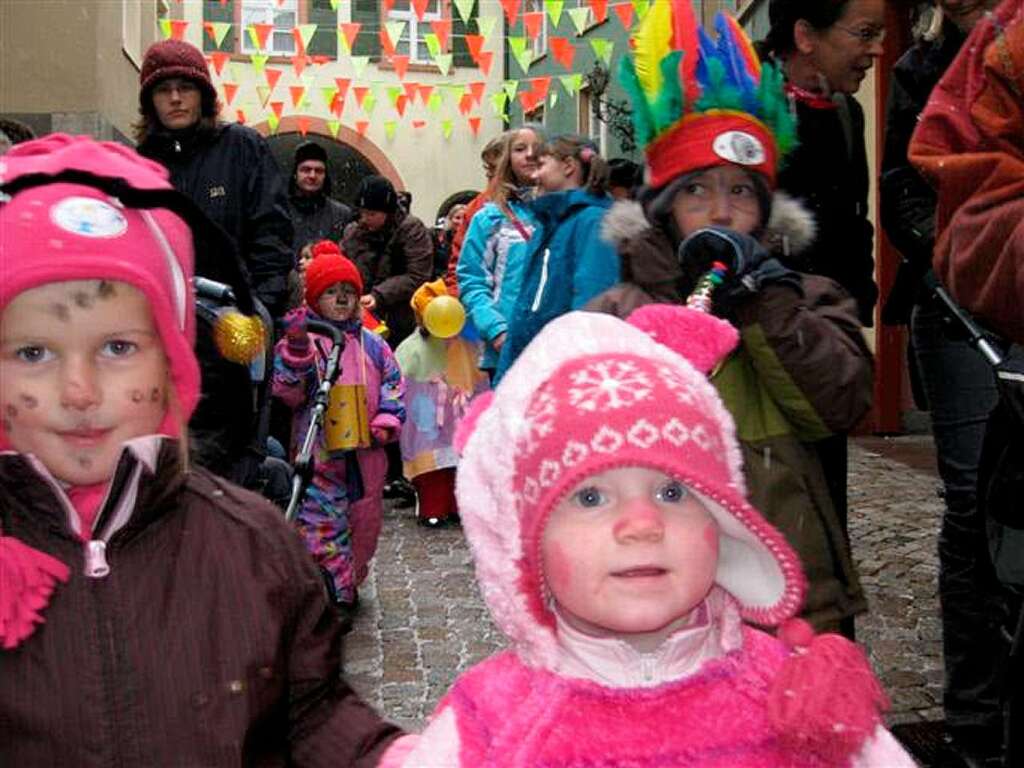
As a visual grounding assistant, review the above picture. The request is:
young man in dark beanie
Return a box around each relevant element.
[135,39,293,319]
[289,140,353,252]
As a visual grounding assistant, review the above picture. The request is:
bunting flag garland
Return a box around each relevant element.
[427,92,443,112]
[249,54,269,74]
[613,2,635,30]
[590,37,614,66]
[531,76,552,100]
[544,0,564,26]
[222,82,239,105]
[430,18,452,49]
[465,34,485,59]
[353,85,370,107]
[209,51,231,76]
[490,91,508,117]
[392,54,410,79]
[265,68,283,92]
[403,81,420,103]
[296,116,311,136]
[327,119,341,138]
[425,32,442,58]
[249,22,273,50]
[205,21,231,48]
[320,85,338,109]
[588,0,608,23]
[356,120,370,137]
[500,0,522,26]
[159,19,189,41]
[267,113,280,133]
[560,72,583,95]
[386,85,403,107]
[442,118,454,138]
[458,93,474,115]
[396,95,409,117]
[269,101,284,119]
[236,109,247,125]
[567,6,591,35]
[434,53,453,75]
[503,80,519,100]
[476,16,497,40]
[338,22,361,53]
[632,0,650,19]
[335,78,352,101]
[292,54,308,77]
[289,85,306,108]
[418,84,434,103]
[507,37,532,73]
[256,85,272,107]
[468,81,486,105]
[523,11,544,40]
[384,120,397,140]
[294,23,317,53]
[412,0,431,21]
[384,21,407,51]
[475,51,494,76]
[362,90,377,113]
[468,116,482,136]
[549,37,575,69]
[453,0,476,24]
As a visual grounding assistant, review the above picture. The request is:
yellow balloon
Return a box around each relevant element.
[423,295,466,339]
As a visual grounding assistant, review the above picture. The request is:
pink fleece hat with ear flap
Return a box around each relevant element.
[454,305,806,669]
[0,134,200,448]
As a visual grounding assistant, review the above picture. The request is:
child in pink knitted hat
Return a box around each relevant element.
[0,134,405,764]
[396,306,913,766]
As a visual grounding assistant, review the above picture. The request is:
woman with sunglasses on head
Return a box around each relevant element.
[756,2,885,618]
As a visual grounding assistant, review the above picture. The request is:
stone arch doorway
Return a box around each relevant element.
[252,116,404,209]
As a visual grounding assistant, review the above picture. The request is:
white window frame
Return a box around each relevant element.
[387,0,444,64]
[525,0,548,60]
[123,0,143,67]
[241,0,298,56]
[577,86,607,154]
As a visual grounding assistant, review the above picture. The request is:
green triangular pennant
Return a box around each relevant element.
[159,19,173,39]
[490,91,508,116]
[385,21,407,47]
[477,16,497,40]
[544,0,564,27]
[350,55,369,78]
[384,120,397,140]
[267,113,280,133]
[337,28,351,56]
[210,21,231,48]
[434,53,453,74]
[362,90,377,113]
[560,73,583,95]
[249,54,269,74]
[451,84,467,102]
[508,37,532,72]
[330,0,340,9]
[632,0,649,19]
[503,80,519,100]
[424,32,441,58]
[589,37,613,66]
[428,92,443,112]
[327,119,341,138]
[453,0,476,24]
[567,6,590,35]
[442,118,454,139]
[321,86,339,109]
[297,23,317,50]
[386,85,403,106]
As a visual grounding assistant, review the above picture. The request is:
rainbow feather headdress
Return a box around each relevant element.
[620,0,796,188]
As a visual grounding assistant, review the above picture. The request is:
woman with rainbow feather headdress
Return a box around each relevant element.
[587,0,875,636]
[376,5,913,767]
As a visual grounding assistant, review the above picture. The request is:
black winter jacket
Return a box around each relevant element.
[776,91,877,327]
[879,23,965,325]
[139,123,294,317]
[290,193,353,251]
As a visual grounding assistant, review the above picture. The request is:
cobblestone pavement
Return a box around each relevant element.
[344,437,946,733]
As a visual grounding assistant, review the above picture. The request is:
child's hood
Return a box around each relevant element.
[454,308,806,671]
[600,192,817,290]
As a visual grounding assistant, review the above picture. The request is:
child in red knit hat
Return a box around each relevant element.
[272,243,405,620]
[0,134,404,764]
[392,303,912,767]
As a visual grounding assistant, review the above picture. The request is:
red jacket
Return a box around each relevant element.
[0,439,401,766]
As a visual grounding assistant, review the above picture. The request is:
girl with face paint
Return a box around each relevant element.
[0,135,407,765]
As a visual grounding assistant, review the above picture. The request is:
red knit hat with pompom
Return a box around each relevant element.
[304,245,363,307]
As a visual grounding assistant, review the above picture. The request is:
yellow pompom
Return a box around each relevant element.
[213,310,266,364]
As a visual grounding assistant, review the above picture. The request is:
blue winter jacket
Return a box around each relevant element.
[495,188,620,380]
[456,200,537,370]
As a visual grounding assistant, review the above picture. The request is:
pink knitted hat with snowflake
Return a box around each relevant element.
[455,305,806,668]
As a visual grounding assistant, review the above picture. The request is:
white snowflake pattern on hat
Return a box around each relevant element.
[568,360,652,412]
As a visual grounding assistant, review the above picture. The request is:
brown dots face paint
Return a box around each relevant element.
[18,394,38,409]
[51,303,70,322]
[97,281,117,299]
[78,457,93,469]
[72,291,94,309]
[130,389,144,404]
[4,404,18,419]
[150,387,161,402]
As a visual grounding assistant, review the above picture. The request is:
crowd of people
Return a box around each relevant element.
[1,0,1022,765]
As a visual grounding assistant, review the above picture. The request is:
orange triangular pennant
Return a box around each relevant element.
[335,77,352,101]
[209,51,231,76]
[468,81,486,105]
[430,18,452,50]
[269,101,284,119]
[549,37,575,69]
[395,95,409,117]
[265,68,283,91]
[523,11,543,39]
[170,20,188,40]
[236,109,247,124]
[531,76,552,99]
[412,0,431,21]
[500,0,521,26]
[468,116,482,136]
[380,29,395,56]
[353,86,370,107]
[222,82,239,105]
[291,27,306,56]
[331,94,344,116]
[382,0,395,12]
[289,85,306,108]
[252,22,273,49]
[418,84,434,102]
[465,34,485,59]
[403,82,420,103]
[356,120,370,137]
[292,54,309,77]
[297,116,311,137]
[458,93,474,115]
[392,54,410,80]
[588,0,609,22]
[476,50,494,76]
[613,2,634,29]
[339,22,361,50]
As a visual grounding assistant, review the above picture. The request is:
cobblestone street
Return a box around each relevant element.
[344,437,947,735]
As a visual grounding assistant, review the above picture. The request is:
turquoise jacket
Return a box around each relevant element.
[456,199,537,370]
[496,188,619,380]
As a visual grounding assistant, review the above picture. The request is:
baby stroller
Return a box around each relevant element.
[926,273,1023,768]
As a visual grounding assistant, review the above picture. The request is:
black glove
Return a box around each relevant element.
[678,227,801,310]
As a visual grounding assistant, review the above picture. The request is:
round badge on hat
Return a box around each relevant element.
[712,131,766,166]
[51,196,128,239]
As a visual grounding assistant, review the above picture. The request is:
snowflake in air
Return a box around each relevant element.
[567,360,652,412]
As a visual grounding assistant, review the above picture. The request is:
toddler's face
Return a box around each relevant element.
[316,282,360,323]
[541,466,719,641]
[0,280,169,485]
[670,165,763,238]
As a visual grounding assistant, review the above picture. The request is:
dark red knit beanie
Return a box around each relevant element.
[139,40,217,108]
[305,250,364,307]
